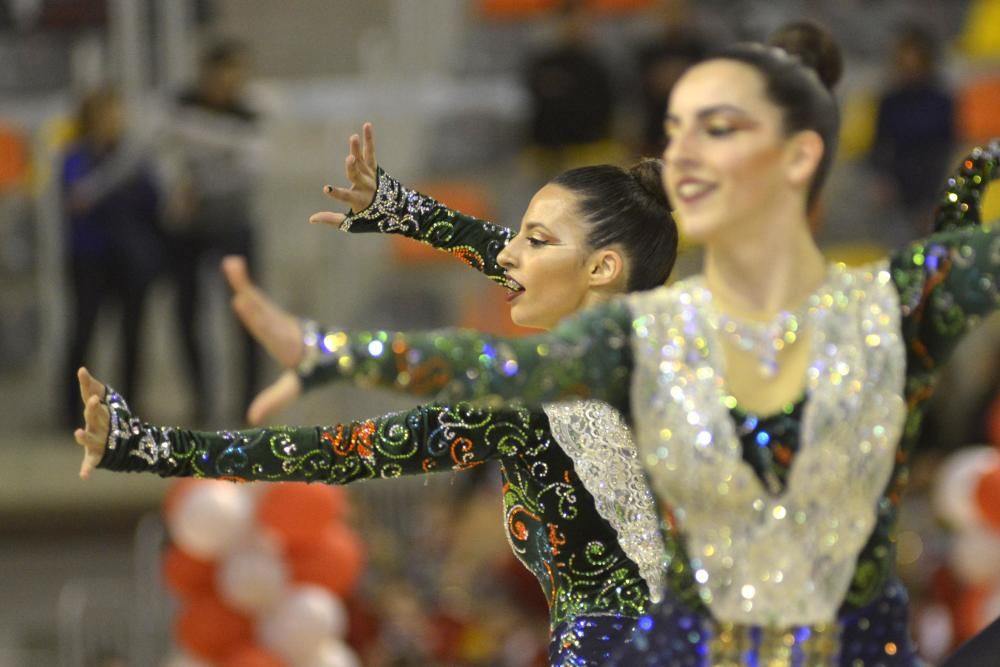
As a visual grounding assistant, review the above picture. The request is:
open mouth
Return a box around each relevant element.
[504,275,525,302]
[674,178,716,205]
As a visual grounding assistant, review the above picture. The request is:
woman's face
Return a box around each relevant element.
[497,184,599,330]
[662,59,792,244]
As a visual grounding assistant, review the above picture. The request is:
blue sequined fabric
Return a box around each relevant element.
[610,578,922,666]
[551,614,636,666]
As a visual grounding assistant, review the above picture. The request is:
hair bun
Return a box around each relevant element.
[767,21,843,90]
[627,158,669,211]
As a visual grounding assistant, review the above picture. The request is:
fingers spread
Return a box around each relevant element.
[77,367,104,403]
[221,255,252,293]
[362,122,376,170]
[84,394,108,433]
[309,211,347,227]
[247,372,301,426]
[326,185,368,211]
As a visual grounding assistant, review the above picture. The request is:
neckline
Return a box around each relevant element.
[728,394,807,421]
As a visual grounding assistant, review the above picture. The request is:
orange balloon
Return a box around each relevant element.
[219,644,285,667]
[955,585,991,642]
[162,546,215,598]
[175,592,253,661]
[288,525,366,597]
[257,483,347,550]
[975,465,1000,532]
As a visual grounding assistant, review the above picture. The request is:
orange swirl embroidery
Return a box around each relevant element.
[547,523,566,556]
[351,420,376,459]
[321,426,351,456]
[403,357,454,394]
[450,437,482,469]
[507,506,540,542]
[910,257,952,370]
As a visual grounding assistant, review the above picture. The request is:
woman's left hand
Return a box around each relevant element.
[73,367,110,480]
[309,122,378,228]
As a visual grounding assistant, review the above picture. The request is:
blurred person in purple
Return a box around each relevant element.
[60,86,163,427]
[869,24,955,241]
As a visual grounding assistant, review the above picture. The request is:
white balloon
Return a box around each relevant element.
[259,585,348,664]
[933,447,999,530]
[218,540,290,614]
[167,481,254,559]
[161,651,212,667]
[299,639,361,667]
[949,529,1000,585]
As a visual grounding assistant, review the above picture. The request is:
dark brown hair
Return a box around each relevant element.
[713,21,843,208]
[551,159,677,291]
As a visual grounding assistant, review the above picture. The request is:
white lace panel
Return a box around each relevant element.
[625,262,906,627]
[543,400,668,603]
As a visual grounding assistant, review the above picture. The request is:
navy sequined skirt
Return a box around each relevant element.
[550,614,637,666]
[606,578,923,666]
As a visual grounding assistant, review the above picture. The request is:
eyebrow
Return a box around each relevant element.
[664,104,752,125]
[522,222,550,233]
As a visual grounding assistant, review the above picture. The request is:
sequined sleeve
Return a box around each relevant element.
[298,300,636,414]
[338,168,517,290]
[97,388,547,482]
[892,142,1000,371]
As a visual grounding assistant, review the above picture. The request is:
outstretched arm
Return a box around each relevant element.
[309,123,516,289]
[294,299,636,414]
[892,140,1000,371]
[219,256,635,423]
[74,368,545,482]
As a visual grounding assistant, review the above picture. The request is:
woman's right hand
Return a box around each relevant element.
[222,255,305,425]
[309,122,378,228]
[73,367,109,480]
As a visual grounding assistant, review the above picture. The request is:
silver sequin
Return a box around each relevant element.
[626,262,906,626]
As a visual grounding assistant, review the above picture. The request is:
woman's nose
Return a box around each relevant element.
[665,130,699,169]
[497,239,516,269]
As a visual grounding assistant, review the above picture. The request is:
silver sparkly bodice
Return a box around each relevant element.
[625,262,906,627]
[543,400,668,603]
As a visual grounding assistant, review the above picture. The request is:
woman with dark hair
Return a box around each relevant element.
[108,23,997,665]
[74,126,678,665]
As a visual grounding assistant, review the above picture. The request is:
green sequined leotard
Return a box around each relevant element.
[293,145,999,665]
[99,170,670,666]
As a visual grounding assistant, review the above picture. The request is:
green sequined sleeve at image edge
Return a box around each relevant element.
[298,299,637,414]
[98,389,548,483]
[339,167,517,289]
[892,142,1000,370]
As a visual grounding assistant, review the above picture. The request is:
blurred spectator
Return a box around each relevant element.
[524,0,618,175]
[60,87,164,426]
[869,24,955,241]
[162,38,263,424]
[633,0,709,156]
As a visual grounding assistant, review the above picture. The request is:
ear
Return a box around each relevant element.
[587,247,625,288]
[784,130,824,189]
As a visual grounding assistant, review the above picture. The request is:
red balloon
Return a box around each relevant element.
[219,644,285,667]
[175,592,253,661]
[162,546,215,598]
[288,525,366,596]
[975,465,1000,533]
[257,483,348,550]
[989,392,1000,448]
[955,585,991,642]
